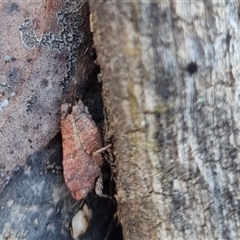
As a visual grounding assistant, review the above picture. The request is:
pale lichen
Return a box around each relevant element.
[18,0,87,90]
[0,99,9,112]
[19,18,40,49]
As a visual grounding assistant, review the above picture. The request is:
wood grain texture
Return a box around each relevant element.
[89,1,240,239]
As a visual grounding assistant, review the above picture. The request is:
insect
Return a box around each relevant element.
[61,100,104,200]
[61,100,120,239]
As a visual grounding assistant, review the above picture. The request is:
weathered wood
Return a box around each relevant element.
[89,1,240,239]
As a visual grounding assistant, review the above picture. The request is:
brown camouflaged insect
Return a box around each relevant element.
[61,100,104,200]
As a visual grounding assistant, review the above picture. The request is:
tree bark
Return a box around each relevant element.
[89,1,240,239]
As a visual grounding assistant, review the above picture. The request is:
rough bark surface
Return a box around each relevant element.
[89,1,240,239]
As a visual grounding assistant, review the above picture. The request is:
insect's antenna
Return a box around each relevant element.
[95,144,112,154]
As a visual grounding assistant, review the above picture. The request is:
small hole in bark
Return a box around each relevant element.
[186,62,198,75]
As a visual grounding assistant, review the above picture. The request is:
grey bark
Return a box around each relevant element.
[89,1,240,240]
